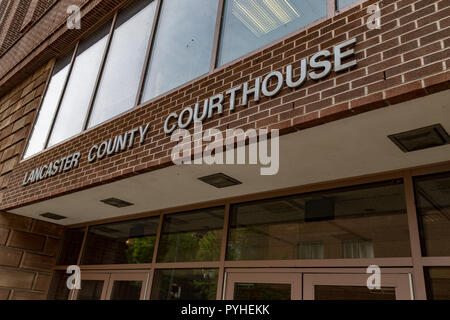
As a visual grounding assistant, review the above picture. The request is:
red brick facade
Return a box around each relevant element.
[0,211,63,300]
[1,0,448,211]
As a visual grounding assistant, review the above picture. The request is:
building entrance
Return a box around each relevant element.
[224,269,412,300]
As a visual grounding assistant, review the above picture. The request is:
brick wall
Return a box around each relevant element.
[1,0,449,211]
[0,61,53,199]
[0,211,63,300]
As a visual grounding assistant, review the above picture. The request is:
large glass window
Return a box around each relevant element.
[23,54,71,159]
[217,0,327,66]
[227,180,411,260]
[88,0,156,128]
[48,22,111,147]
[425,267,450,300]
[140,0,219,102]
[151,269,218,300]
[415,172,450,256]
[57,227,85,266]
[81,217,159,265]
[24,0,354,159]
[336,0,358,10]
[156,207,224,263]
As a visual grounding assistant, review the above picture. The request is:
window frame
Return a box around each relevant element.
[23,0,368,161]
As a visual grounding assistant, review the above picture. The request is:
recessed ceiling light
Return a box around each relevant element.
[40,212,67,220]
[101,197,134,208]
[388,124,449,153]
[198,173,242,188]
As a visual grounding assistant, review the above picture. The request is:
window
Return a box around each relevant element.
[227,180,411,260]
[57,227,85,265]
[336,0,359,10]
[151,269,218,300]
[81,217,159,265]
[48,22,111,147]
[217,0,327,66]
[24,0,358,159]
[23,54,71,159]
[88,0,157,128]
[140,0,219,102]
[415,172,450,256]
[425,267,450,300]
[156,207,224,262]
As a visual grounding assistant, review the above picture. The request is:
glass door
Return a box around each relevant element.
[73,271,149,300]
[73,273,109,300]
[105,273,149,300]
[224,272,302,300]
[303,273,413,300]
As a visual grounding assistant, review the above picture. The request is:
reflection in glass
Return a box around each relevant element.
[110,281,142,300]
[77,280,104,300]
[151,269,218,300]
[315,285,396,300]
[88,0,156,128]
[47,271,70,300]
[48,22,111,147]
[336,0,358,10]
[57,228,85,265]
[23,54,71,159]
[81,217,159,265]
[157,207,224,262]
[234,283,291,300]
[415,172,450,256]
[227,180,411,260]
[141,0,218,102]
[218,0,326,66]
[425,267,450,300]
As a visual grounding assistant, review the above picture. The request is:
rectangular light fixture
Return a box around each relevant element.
[388,124,450,153]
[101,197,134,208]
[40,212,67,220]
[198,173,242,188]
[232,0,300,37]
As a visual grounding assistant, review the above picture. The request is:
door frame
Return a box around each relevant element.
[224,271,302,300]
[105,272,149,300]
[72,272,110,300]
[72,269,151,300]
[303,273,413,300]
[224,268,414,300]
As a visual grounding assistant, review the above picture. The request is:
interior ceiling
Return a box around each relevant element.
[11,89,450,225]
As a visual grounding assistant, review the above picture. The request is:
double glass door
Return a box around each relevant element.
[72,271,149,300]
[225,269,412,300]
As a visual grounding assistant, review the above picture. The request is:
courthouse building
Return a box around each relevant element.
[0,0,449,300]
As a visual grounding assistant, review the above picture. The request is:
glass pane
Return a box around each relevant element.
[88,0,156,128]
[81,217,159,265]
[48,22,111,147]
[23,54,72,159]
[234,283,291,300]
[315,285,396,300]
[78,280,104,300]
[218,0,326,66]
[227,180,411,260]
[337,0,358,10]
[426,267,450,300]
[415,172,450,256]
[57,228,85,265]
[157,207,224,262]
[151,269,218,300]
[110,280,143,300]
[47,271,70,300]
[141,0,218,102]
